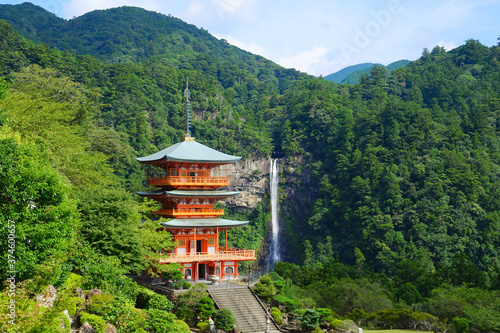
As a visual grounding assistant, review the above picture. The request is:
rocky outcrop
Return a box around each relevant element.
[78,322,96,333]
[75,287,85,298]
[36,285,57,308]
[228,157,271,210]
[86,289,102,300]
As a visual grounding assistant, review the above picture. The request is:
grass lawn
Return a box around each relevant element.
[363,328,431,333]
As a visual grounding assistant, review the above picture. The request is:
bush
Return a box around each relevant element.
[146,293,173,311]
[63,273,86,290]
[452,317,469,333]
[330,318,344,329]
[196,296,215,321]
[197,322,210,332]
[270,307,283,325]
[65,296,85,316]
[335,319,358,332]
[253,275,277,302]
[135,286,155,309]
[183,281,191,289]
[214,308,236,332]
[298,309,321,331]
[175,306,194,322]
[86,294,114,314]
[80,311,107,333]
[145,309,182,332]
[273,294,299,311]
[316,308,337,327]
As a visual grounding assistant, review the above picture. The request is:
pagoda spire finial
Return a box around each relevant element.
[183,77,195,141]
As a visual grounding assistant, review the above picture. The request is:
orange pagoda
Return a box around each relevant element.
[136,80,255,282]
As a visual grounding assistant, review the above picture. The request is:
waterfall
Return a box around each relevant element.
[268,158,280,270]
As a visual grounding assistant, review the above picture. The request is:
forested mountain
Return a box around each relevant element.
[1,3,500,332]
[325,60,410,84]
[324,63,377,83]
[0,2,309,92]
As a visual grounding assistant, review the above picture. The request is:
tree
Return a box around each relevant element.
[0,135,78,283]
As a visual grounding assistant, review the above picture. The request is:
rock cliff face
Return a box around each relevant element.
[227,157,271,210]
[226,155,315,263]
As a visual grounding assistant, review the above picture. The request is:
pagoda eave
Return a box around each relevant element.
[137,190,240,198]
[161,218,249,229]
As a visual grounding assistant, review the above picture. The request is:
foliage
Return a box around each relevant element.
[175,284,209,323]
[425,285,500,332]
[2,5,500,331]
[196,296,215,322]
[80,311,107,333]
[86,294,115,314]
[253,274,277,303]
[452,317,469,333]
[271,307,283,325]
[298,309,322,331]
[0,133,78,283]
[214,308,236,332]
[145,309,190,333]
[197,321,210,332]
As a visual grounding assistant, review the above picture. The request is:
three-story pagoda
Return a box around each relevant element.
[137,80,255,282]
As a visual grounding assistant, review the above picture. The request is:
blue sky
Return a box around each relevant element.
[1,0,499,76]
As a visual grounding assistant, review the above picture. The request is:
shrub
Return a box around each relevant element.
[298,309,321,331]
[135,286,155,309]
[145,309,179,332]
[273,294,299,311]
[86,294,114,314]
[79,311,107,333]
[330,318,344,329]
[270,307,283,325]
[253,275,277,302]
[183,281,191,289]
[65,296,85,316]
[316,308,337,326]
[197,321,210,332]
[63,273,85,290]
[335,319,358,332]
[196,296,215,321]
[452,317,469,333]
[214,308,236,332]
[146,293,173,311]
[175,306,194,322]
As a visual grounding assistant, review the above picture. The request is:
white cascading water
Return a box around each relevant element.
[268,158,281,270]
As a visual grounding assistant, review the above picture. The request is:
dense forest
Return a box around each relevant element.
[1,3,500,332]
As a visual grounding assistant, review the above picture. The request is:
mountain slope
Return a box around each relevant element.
[0,3,309,92]
[324,63,376,83]
[325,60,410,84]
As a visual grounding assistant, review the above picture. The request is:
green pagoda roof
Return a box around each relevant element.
[161,218,249,229]
[136,139,241,163]
[137,190,240,198]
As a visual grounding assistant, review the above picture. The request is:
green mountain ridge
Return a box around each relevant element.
[325,59,411,84]
[0,2,309,93]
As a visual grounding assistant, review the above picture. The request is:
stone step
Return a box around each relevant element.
[208,286,280,333]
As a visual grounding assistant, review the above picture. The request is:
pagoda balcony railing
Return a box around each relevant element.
[159,248,256,263]
[152,208,224,217]
[147,176,230,187]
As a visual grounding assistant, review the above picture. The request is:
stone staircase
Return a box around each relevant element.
[208,286,280,333]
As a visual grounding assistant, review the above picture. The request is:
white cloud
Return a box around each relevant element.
[435,41,458,51]
[213,33,268,56]
[278,46,330,75]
